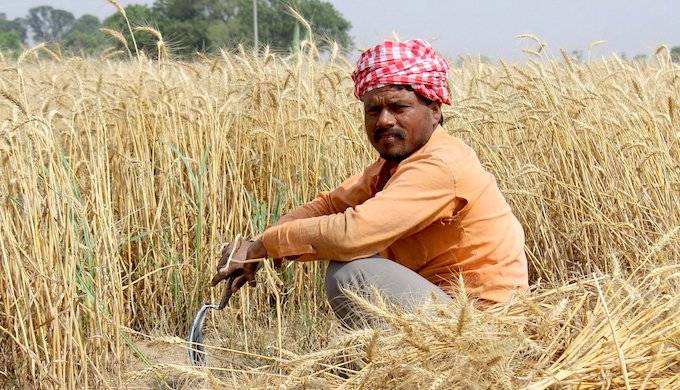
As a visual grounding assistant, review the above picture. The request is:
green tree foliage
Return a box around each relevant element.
[8,1,352,57]
[0,31,22,54]
[152,0,352,55]
[287,0,352,49]
[151,0,221,53]
[62,15,108,55]
[0,13,28,44]
[27,6,76,43]
[0,13,24,55]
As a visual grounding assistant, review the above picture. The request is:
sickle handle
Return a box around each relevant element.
[217,284,233,310]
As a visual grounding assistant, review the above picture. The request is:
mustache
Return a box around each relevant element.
[374,127,406,141]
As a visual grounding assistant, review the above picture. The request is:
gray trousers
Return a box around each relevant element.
[325,256,453,325]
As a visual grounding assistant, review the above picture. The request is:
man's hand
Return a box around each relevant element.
[210,239,268,293]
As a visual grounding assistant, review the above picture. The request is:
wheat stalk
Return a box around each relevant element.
[107,0,140,58]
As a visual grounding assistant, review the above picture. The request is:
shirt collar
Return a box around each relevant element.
[398,125,445,166]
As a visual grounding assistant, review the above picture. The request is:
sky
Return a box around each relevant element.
[3,0,680,61]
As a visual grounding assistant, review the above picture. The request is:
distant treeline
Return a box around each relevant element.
[0,0,353,58]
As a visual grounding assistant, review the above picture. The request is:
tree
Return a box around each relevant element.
[287,0,352,49]
[62,15,108,55]
[243,0,352,51]
[0,13,27,45]
[153,0,239,53]
[0,13,23,54]
[27,6,75,43]
[0,31,22,54]
[671,46,680,63]
[18,0,353,57]
[152,0,352,55]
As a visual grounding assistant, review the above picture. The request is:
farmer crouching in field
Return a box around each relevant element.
[211,39,529,323]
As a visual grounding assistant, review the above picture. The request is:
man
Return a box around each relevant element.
[211,39,528,321]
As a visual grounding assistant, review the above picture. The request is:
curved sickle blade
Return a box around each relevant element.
[187,286,233,366]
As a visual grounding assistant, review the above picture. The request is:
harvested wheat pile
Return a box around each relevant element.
[127,268,679,389]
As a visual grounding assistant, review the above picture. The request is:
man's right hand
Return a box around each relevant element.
[210,239,263,292]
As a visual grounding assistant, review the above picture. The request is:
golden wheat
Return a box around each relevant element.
[0,43,678,388]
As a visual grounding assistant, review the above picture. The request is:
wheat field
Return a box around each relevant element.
[0,41,679,388]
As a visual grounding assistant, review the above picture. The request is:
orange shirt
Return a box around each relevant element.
[262,126,529,303]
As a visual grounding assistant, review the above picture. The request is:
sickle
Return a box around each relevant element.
[187,281,233,366]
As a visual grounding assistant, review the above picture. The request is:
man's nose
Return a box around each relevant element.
[376,108,396,128]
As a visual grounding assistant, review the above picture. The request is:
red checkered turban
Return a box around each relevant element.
[351,39,451,105]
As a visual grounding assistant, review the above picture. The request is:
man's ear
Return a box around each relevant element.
[430,103,442,127]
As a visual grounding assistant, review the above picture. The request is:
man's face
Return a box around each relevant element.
[363,86,441,162]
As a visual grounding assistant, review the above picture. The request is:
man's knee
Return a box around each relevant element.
[325,257,453,309]
[325,259,375,323]
[325,258,380,300]
[325,260,358,300]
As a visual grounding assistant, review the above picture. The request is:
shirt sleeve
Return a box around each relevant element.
[262,156,459,261]
[274,163,379,225]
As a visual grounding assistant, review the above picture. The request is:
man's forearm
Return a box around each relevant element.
[276,195,339,225]
[262,170,374,259]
